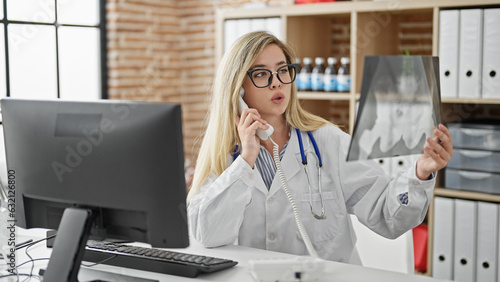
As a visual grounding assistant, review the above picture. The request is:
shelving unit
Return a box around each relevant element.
[442,97,500,104]
[216,0,500,277]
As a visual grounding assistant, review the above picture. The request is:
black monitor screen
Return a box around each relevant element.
[2,98,189,280]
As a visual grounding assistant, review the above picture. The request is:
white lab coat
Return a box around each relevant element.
[188,124,435,263]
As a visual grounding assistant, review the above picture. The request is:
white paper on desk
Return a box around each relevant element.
[432,197,455,280]
[458,9,483,99]
[347,56,441,161]
[454,199,478,282]
[482,8,500,99]
[439,10,460,98]
[476,201,498,282]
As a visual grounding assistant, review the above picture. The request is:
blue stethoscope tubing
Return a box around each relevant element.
[295,129,326,220]
[296,129,322,167]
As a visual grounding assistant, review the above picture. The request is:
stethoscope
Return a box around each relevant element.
[296,129,327,220]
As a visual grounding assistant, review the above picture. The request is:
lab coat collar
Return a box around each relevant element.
[267,128,302,197]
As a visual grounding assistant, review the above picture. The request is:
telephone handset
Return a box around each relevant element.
[239,88,274,140]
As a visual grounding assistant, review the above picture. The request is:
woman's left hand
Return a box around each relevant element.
[416,124,454,180]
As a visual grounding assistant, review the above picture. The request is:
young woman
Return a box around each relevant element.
[187,31,453,263]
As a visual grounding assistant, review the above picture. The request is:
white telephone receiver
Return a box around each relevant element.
[239,88,274,140]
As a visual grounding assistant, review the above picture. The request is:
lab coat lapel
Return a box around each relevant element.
[268,129,301,197]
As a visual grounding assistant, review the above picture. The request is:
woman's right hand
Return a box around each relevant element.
[237,108,270,168]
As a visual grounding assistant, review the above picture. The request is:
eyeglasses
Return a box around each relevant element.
[246,64,299,88]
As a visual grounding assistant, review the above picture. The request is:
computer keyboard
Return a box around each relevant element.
[83,240,238,278]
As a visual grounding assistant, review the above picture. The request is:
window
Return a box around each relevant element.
[0,0,107,100]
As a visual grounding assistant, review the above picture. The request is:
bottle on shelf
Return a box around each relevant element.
[337,57,350,92]
[323,57,337,92]
[294,57,302,69]
[297,57,312,91]
[311,57,325,92]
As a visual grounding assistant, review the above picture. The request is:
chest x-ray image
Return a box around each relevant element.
[347,56,442,161]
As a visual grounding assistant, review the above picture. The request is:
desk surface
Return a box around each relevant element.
[3,228,449,282]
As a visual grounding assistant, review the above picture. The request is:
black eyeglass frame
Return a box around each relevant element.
[246,64,299,88]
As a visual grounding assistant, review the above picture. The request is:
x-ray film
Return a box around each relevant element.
[347,56,442,161]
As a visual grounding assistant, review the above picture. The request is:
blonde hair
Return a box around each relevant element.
[187,31,331,204]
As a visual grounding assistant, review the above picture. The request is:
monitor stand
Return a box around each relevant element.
[42,207,95,282]
[41,207,158,282]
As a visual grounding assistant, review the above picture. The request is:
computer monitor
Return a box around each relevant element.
[1,98,189,281]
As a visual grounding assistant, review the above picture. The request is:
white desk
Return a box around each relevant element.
[3,228,450,282]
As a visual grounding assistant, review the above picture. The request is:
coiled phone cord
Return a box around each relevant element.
[270,137,319,258]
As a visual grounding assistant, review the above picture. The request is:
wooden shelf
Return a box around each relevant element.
[297,92,351,100]
[441,97,500,104]
[434,187,500,203]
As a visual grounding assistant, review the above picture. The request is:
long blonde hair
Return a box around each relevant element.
[187,31,331,204]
